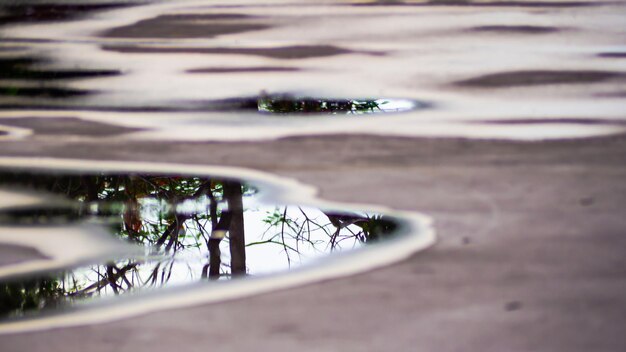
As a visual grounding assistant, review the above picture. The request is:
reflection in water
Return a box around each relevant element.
[0,172,398,320]
[257,95,411,115]
[0,11,418,115]
[101,13,270,39]
[0,57,120,81]
[0,3,135,26]
[0,56,118,102]
[0,86,90,99]
[0,89,418,114]
[0,53,416,113]
[203,95,416,115]
[0,12,417,115]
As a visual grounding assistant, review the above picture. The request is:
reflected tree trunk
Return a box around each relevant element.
[204,184,223,280]
[224,181,246,276]
[206,238,221,280]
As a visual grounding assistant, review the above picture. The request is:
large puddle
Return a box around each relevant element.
[0,166,420,325]
[0,2,440,328]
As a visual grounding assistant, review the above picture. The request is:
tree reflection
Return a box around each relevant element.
[257,95,388,114]
[0,172,397,318]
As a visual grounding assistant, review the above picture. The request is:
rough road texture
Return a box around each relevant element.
[1,0,626,351]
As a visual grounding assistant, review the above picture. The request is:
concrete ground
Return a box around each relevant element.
[0,134,625,351]
[1,0,626,351]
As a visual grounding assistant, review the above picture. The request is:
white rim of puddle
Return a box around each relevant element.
[0,157,435,335]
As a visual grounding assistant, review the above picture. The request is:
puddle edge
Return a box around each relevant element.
[0,157,435,335]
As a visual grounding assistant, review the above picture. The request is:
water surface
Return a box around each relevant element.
[0,170,401,321]
[1,0,624,140]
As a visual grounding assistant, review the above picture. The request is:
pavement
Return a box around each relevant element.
[0,134,625,351]
[1,0,626,351]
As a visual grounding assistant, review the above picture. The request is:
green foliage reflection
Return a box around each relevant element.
[258,95,388,114]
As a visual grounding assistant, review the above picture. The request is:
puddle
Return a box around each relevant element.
[102,45,381,60]
[0,57,120,81]
[455,70,625,88]
[0,86,90,99]
[0,0,623,141]
[0,168,411,322]
[468,25,560,34]
[0,88,420,115]
[598,52,626,59]
[0,56,119,105]
[101,13,271,39]
[0,55,418,114]
[205,95,419,115]
[187,67,301,74]
[0,117,141,137]
[352,1,597,8]
[475,118,626,126]
[0,3,137,26]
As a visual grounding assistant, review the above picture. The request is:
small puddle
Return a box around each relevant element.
[256,96,416,115]
[202,95,419,115]
[0,168,409,322]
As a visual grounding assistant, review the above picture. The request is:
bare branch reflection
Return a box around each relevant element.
[0,172,398,318]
